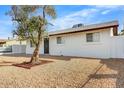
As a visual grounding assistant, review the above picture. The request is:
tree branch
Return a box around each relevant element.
[30,33,37,45]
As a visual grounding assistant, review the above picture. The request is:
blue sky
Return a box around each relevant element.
[0,5,124,39]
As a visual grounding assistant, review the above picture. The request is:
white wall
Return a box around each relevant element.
[49,28,124,58]
[49,28,112,58]
[110,36,124,58]
[12,45,26,54]
[26,28,124,59]
[26,40,44,54]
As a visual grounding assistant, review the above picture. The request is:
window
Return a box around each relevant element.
[30,40,35,47]
[86,33,93,42]
[0,44,3,47]
[86,32,100,42]
[93,32,100,42]
[57,37,63,44]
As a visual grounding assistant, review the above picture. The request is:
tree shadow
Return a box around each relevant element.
[0,53,30,58]
[0,61,15,64]
[90,74,117,79]
[0,53,100,61]
[0,60,53,69]
[0,53,74,61]
[0,61,14,67]
[89,59,124,88]
[13,60,53,69]
[0,65,12,67]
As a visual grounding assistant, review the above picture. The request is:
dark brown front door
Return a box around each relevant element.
[44,38,49,54]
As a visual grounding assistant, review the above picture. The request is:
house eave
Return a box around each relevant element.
[49,20,119,36]
[49,25,118,36]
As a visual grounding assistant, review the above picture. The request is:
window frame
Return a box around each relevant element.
[86,33,93,42]
[86,32,100,43]
[56,36,63,44]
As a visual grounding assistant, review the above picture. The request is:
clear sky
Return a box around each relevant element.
[0,5,124,39]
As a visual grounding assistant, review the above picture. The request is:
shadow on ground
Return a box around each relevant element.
[88,59,124,88]
[0,61,14,67]
[0,53,100,61]
[1,54,124,87]
[0,60,54,69]
[0,54,72,61]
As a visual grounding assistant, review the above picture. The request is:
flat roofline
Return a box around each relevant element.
[49,20,119,36]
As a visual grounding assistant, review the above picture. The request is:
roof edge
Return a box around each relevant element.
[49,20,119,36]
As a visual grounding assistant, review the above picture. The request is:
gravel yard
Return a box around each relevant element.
[84,59,124,88]
[0,54,124,88]
[0,55,101,88]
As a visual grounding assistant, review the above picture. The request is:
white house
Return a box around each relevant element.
[26,20,124,59]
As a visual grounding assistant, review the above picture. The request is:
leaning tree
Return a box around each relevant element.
[7,5,56,64]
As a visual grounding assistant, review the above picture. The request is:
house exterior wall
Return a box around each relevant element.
[49,28,124,58]
[3,40,26,47]
[110,36,124,58]
[12,45,26,54]
[26,28,124,59]
[26,40,44,54]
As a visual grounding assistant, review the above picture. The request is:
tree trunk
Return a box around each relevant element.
[29,16,43,65]
[29,43,40,65]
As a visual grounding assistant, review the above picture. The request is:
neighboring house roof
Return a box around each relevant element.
[0,39,7,44]
[0,38,24,42]
[49,20,119,36]
[0,39,7,42]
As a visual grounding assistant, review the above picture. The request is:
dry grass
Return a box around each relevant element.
[0,55,101,88]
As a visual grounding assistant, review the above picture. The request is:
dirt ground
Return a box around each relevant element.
[0,54,124,88]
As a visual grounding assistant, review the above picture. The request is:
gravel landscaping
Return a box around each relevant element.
[84,59,124,88]
[0,54,124,88]
[0,55,101,88]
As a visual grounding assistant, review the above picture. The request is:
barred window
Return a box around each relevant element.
[86,32,100,42]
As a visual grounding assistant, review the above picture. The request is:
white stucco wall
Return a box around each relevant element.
[49,28,124,58]
[110,36,124,58]
[26,40,44,54]
[12,45,26,54]
[26,28,124,59]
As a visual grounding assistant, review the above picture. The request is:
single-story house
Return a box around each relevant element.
[26,20,124,58]
[0,39,26,47]
[0,38,26,53]
[0,39,6,47]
